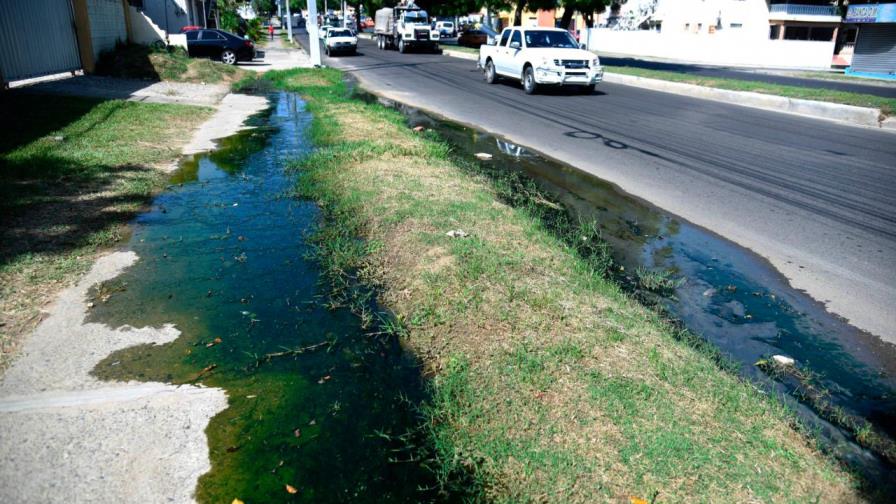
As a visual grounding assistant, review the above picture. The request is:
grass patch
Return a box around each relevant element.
[95,43,247,84]
[249,68,861,502]
[604,65,896,117]
[0,93,212,373]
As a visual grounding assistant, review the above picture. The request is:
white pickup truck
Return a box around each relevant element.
[478,27,603,94]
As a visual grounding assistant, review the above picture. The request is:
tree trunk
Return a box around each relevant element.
[559,7,575,30]
[513,2,525,26]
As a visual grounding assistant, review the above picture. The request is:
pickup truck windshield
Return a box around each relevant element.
[329,29,352,37]
[524,30,578,48]
[404,11,428,23]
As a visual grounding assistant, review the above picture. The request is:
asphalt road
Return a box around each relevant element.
[598,56,896,99]
[302,33,896,343]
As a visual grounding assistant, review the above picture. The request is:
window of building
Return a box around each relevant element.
[783,26,810,40]
[730,23,743,29]
[769,25,780,39]
[684,23,690,31]
[809,27,835,41]
[697,23,703,32]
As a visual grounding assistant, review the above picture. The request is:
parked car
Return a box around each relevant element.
[435,21,456,38]
[324,28,358,56]
[318,26,332,39]
[185,29,258,65]
[478,27,603,94]
[458,29,487,48]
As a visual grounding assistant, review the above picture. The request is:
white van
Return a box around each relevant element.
[435,21,455,38]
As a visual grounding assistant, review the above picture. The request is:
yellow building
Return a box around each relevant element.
[494,6,595,36]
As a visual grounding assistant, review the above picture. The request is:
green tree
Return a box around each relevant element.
[252,0,275,16]
[558,0,612,30]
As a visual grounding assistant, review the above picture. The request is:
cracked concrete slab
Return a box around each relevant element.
[0,90,268,501]
[0,252,228,504]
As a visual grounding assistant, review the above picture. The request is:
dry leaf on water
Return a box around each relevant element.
[285,484,298,494]
[231,499,245,504]
[630,497,649,504]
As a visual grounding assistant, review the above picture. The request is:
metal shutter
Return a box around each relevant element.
[852,24,896,75]
[0,0,83,83]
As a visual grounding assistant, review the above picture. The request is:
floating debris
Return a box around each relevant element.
[772,355,796,366]
[446,229,469,238]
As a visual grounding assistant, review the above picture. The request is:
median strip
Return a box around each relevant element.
[243,68,861,502]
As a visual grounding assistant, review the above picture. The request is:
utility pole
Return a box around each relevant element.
[307,0,323,66]
[343,0,347,28]
[285,0,293,41]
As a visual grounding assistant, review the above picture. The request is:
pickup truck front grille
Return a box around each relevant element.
[554,59,589,69]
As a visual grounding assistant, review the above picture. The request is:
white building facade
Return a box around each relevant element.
[589,0,840,69]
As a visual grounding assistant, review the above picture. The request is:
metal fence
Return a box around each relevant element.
[769,4,839,16]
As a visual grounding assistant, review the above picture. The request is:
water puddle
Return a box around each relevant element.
[371,94,896,487]
[86,92,461,501]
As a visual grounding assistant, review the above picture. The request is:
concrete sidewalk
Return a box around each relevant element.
[0,252,228,503]
[18,75,230,107]
[0,83,269,504]
[242,30,312,72]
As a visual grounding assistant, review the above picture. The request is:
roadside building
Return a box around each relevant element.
[0,0,190,87]
[583,0,841,69]
[137,0,212,33]
[845,3,896,78]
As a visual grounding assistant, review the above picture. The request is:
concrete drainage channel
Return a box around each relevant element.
[352,88,896,490]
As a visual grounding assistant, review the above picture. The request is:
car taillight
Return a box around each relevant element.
[244,40,253,47]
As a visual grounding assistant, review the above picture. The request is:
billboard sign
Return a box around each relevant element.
[846,3,896,23]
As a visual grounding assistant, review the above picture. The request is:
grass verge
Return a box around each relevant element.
[240,68,861,502]
[95,43,248,84]
[604,65,896,117]
[0,93,212,373]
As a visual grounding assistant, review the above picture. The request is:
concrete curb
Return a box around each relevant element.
[438,49,892,131]
[442,49,478,61]
[601,73,890,131]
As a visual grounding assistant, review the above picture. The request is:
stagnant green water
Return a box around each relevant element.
[88,93,452,502]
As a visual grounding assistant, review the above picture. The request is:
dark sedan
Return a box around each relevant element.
[458,29,488,48]
[185,29,258,65]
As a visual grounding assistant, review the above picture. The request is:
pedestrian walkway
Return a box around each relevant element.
[241,29,312,72]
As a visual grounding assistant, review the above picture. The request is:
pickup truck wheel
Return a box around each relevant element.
[484,60,497,84]
[325,46,330,56]
[523,66,538,95]
[398,38,406,53]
